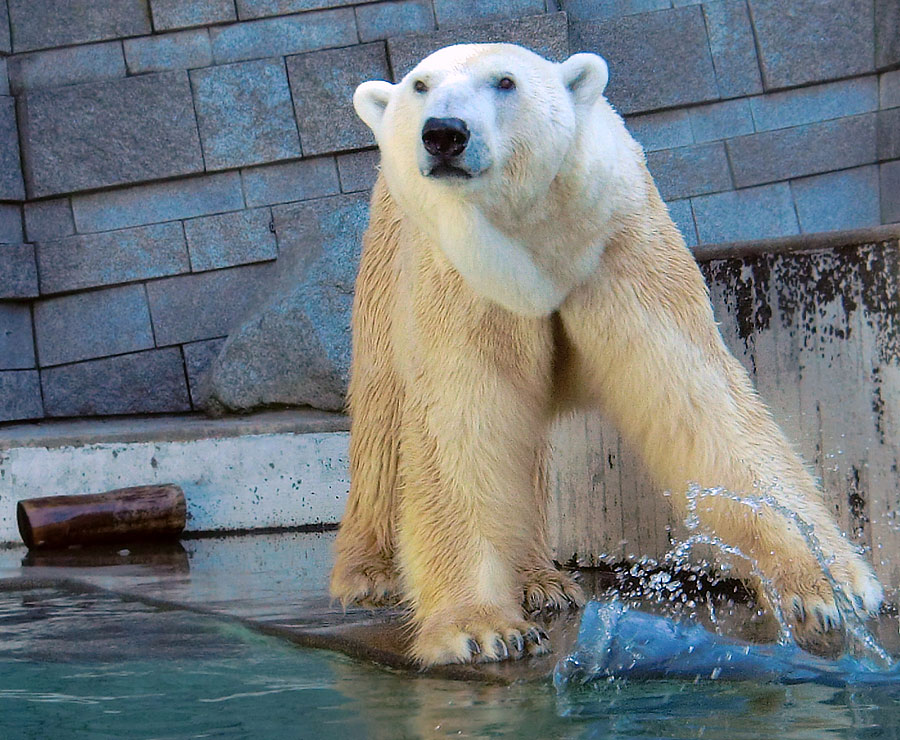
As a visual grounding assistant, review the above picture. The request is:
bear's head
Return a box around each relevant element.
[354,44,610,215]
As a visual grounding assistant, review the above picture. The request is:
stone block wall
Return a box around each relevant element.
[0,0,897,422]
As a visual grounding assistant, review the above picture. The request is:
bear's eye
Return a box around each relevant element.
[496,77,515,91]
[414,80,427,94]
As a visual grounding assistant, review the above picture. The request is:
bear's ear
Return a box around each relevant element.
[354,80,395,133]
[560,53,609,107]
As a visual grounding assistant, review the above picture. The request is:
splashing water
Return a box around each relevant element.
[555,484,898,690]
[553,599,900,689]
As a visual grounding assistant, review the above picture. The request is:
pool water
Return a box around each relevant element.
[3,587,900,739]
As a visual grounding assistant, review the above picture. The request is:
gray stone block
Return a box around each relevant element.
[7,41,126,94]
[0,371,42,422]
[337,149,380,193]
[242,157,340,207]
[42,348,191,417]
[0,59,8,96]
[7,0,151,53]
[37,222,190,295]
[689,99,753,143]
[287,44,389,156]
[388,12,569,79]
[703,0,762,99]
[692,182,799,244]
[749,77,879,133]
[748,0,874,90]
[0,302,34,369]
[624,109,693,152]
[124,29,212,74]
[882,160,900,223]
[571,6,718,115]
[200,193,367,414]
[72,172,243,233]
[432,0,544,28]
[0,95,24,201]
[150,0,236,31]
[209,9,357,65]
[646,142,732,200]
[0,243,37,298]
[792,165,880,234]
[356,0,435,42]
[728,114,878,189]
[146,262,275,346]
[183,337,225,405]
[34,284,155,367]
[18,71,204,198]
[192,58,301,170]
[23,198,74,242]
[0,203,22,243]
[561,0,670,22]
[876,0,900,70]
[665,198,697,248]
[184,207,277,272]
[882,69,900,109]
[878,108,900,162]
[0,1,9,54]
[235,0,356,20]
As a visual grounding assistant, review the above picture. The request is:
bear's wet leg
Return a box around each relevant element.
[559,212,882,653]
[397,396,554,665]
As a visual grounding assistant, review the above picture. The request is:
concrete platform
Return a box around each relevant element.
[0,530,582,684]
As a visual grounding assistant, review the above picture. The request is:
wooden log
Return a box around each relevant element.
[17,484,186,549]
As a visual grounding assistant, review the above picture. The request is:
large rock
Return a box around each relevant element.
[198,192,368,414]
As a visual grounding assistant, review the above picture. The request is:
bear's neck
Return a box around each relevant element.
[428,127,647,317]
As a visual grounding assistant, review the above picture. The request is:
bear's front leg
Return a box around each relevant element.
[559,207,883,651]
[398,396,553,665]
[395,296,558,665]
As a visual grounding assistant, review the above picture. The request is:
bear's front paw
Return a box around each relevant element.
[776,552,883,656]
[411,612,551,666]
[330,556,399,608]
[521,567,586,612]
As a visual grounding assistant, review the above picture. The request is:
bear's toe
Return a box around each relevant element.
[787,590,845,657]
[838,558,884,617]
[330,560,399,608]
[522,568,586,613]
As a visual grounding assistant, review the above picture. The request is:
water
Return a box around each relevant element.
[3,587,900,740]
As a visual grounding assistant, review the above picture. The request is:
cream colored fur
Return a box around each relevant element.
[330,44,883,665]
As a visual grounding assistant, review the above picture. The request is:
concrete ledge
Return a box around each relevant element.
[0,408,349,449]
[693,223,900,261]
[0,409,351,545]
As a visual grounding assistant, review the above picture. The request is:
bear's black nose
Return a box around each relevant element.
[422,117,470,158]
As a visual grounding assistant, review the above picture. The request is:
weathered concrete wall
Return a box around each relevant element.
[0,0,898,422]
[548,231,900,598]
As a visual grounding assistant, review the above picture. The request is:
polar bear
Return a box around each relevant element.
[329,43,883,665]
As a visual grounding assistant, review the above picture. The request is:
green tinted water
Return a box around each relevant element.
[2,588,900,740]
